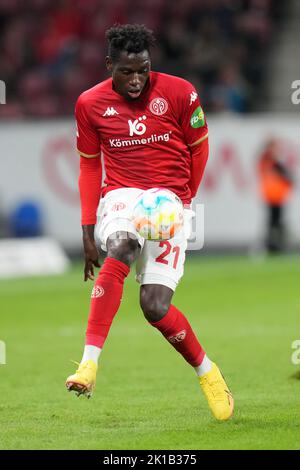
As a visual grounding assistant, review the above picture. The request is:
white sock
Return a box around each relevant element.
[194,354,212,377]
[81,345,102,365]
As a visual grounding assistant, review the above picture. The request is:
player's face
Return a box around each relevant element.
[106,50,151,101]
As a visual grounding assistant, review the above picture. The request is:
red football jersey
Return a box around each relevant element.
[76,71,208,204]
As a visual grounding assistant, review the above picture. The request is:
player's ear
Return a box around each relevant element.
[105,56,113,72]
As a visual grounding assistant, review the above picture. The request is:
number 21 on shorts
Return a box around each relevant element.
[155,241,180,269]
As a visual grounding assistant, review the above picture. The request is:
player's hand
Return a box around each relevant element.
[83,238,100,282]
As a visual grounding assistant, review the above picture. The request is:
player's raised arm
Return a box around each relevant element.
[76,95,102,281]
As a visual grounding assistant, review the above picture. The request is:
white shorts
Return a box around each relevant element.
[95,188,194,291]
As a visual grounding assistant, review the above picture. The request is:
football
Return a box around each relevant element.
[132,188,184,240]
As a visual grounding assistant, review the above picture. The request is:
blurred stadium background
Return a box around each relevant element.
[1,0,300,450]
[0,0,299,258]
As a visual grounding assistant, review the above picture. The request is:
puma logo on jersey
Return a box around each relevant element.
[103,107,119,116]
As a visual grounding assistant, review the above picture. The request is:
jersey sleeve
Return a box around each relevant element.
[75,94,101,158]
[177,81,208,147]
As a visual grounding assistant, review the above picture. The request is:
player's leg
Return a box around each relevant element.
[140,284,233,420]
[66,234,140,397]
[140,284,207,369]
[83,233,139,361]
[136,210,234,420]
[66,189,143,397]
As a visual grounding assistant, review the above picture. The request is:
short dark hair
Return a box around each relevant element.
[106,24,156,62]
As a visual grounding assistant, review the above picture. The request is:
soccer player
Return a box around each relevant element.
[66,24,234,421]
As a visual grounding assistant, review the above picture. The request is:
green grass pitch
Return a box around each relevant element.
[1,255,300,450]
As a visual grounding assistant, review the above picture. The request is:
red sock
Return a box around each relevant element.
[150,305,205,367]
[85,257,130,348]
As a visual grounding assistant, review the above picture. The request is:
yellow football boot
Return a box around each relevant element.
[66,360,98,398]
[199,362,234,421]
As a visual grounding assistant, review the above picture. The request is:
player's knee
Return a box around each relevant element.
[107,233,140,266]
[140,290,170,323]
